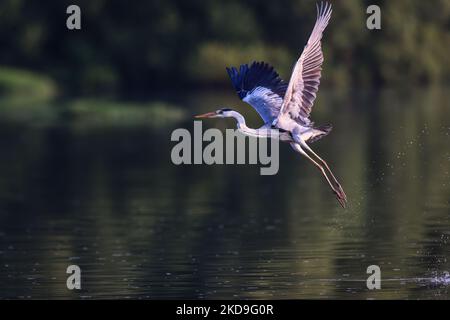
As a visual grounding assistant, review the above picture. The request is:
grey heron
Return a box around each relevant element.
[195,2,347,208]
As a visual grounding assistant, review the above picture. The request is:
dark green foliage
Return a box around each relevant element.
[0,0,448,96]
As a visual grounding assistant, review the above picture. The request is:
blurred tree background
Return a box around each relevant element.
[1,1,450,300]
[0,0,449,99]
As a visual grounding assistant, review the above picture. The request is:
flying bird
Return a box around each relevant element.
[195,2,347,207]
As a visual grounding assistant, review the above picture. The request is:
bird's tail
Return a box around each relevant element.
[307,124,332,143]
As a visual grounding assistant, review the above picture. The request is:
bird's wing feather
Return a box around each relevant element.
[227,61,287,124]
[277,2,332,126]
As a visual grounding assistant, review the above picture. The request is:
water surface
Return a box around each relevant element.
[0,88,449,299]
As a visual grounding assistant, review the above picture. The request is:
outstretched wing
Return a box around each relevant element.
[227,61,287,124]
[277,2,332,126]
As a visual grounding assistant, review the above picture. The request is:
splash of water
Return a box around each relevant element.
[430,271,450,285]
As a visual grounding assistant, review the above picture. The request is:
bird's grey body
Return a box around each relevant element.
[195,2,347,207]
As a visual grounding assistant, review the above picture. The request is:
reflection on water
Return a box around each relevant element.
[0,87,449,299]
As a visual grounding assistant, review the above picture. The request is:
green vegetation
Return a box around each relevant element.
[0,97,186,127]
[0,0,448,96]
[0,67,56,100]
[67,99,187,128]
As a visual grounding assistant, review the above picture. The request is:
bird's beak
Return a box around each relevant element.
[194,111,217,119]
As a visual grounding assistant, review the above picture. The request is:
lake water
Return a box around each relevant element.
[0,88,449,299]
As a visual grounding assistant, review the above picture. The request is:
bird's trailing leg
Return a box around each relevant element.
[290,143,346,208]
[296,138,347,202]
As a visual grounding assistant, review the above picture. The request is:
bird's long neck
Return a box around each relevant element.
[228,111,248,130]
[227,111,272,138]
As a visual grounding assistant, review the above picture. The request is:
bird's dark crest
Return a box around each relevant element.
[226,62,287,100]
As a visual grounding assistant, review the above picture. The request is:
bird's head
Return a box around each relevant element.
[194,108,234,119]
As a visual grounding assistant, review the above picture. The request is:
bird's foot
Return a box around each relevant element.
[334,190,347,209]
[335,183,347,202]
